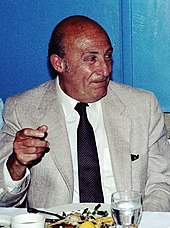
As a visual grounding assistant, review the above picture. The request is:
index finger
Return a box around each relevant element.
[17,128,45,139]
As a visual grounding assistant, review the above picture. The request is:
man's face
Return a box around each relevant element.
[59,27,113,103]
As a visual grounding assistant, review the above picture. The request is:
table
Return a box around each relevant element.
[139,211,170,228]
[0,207,170,228]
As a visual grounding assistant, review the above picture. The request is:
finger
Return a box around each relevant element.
[36,125,48,140]
[16,151,45,166]
[17,137,49,148]
[37,125,48,133]
[16,146,47,155]
[16,128,45,140]
[14,144,49,166]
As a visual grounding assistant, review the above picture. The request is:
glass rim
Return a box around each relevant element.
[111,190,142,201]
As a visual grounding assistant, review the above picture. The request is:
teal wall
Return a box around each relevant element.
[122,0,170,112]
[0,0,170,111]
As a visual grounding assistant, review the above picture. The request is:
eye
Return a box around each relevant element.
[84,55,97,64]
[105,52,112,61]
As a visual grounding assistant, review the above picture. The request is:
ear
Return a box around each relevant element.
[50,54,64,73]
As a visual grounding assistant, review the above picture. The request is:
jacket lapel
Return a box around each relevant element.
[33,80,132,195]
[35,79,74,195]
[102,85,132,191]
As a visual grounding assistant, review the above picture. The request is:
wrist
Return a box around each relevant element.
[7,153,26,181]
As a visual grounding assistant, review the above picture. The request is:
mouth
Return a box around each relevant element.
[91,77,109,85]
[94,79,106,83]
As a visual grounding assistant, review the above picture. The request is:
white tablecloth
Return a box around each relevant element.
[139,211,170,228]
[0,207,170,228]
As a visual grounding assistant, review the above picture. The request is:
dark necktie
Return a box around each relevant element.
[75,102,104,203]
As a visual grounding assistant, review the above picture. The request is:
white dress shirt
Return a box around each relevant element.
[58,80,116,203]
[4,159,30,193]
[4,79,116,203]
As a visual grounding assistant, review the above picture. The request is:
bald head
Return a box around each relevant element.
[49,15,113,102]
[56,15,107,36]
[48,15,110,59]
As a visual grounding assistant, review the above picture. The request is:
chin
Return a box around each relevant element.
[90,91,107,103]
[80,86,108,103]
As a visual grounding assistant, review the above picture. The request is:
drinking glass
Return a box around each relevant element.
[111,190,142,228]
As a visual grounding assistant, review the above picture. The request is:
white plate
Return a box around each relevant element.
[47,203,110,214]
[0,214,11,228]
[45,203,113,227]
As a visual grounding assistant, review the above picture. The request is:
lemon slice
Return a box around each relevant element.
[79,221,95,228]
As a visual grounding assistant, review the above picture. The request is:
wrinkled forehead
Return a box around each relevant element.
[64,25,112,49]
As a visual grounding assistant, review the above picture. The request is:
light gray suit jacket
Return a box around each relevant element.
[0,79,170,211]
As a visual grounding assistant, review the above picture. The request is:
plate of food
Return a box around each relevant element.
[45,203,115,228]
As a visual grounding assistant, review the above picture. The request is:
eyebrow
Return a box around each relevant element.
[83,47,113,56]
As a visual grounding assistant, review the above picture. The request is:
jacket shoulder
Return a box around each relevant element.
[5,80,56,107]
[108,81,156,100]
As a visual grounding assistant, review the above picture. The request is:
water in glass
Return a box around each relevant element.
[111,190,142,228]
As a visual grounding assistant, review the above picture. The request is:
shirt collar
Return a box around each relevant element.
[56,77,101,118]
[57,78,77,118]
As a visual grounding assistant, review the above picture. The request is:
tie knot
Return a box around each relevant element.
[75,102,88,116]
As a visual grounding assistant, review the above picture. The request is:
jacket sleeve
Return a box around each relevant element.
[0,97,30,207]
[143,93,170,211]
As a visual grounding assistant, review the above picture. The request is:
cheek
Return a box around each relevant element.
[73,65,93,82]
[72,74,91,94]
[67,62,94,88]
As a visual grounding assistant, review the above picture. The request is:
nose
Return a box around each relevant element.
[103,70,109,77]
[98,59,111,77]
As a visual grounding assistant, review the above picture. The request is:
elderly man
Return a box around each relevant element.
[0,15,170,211]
